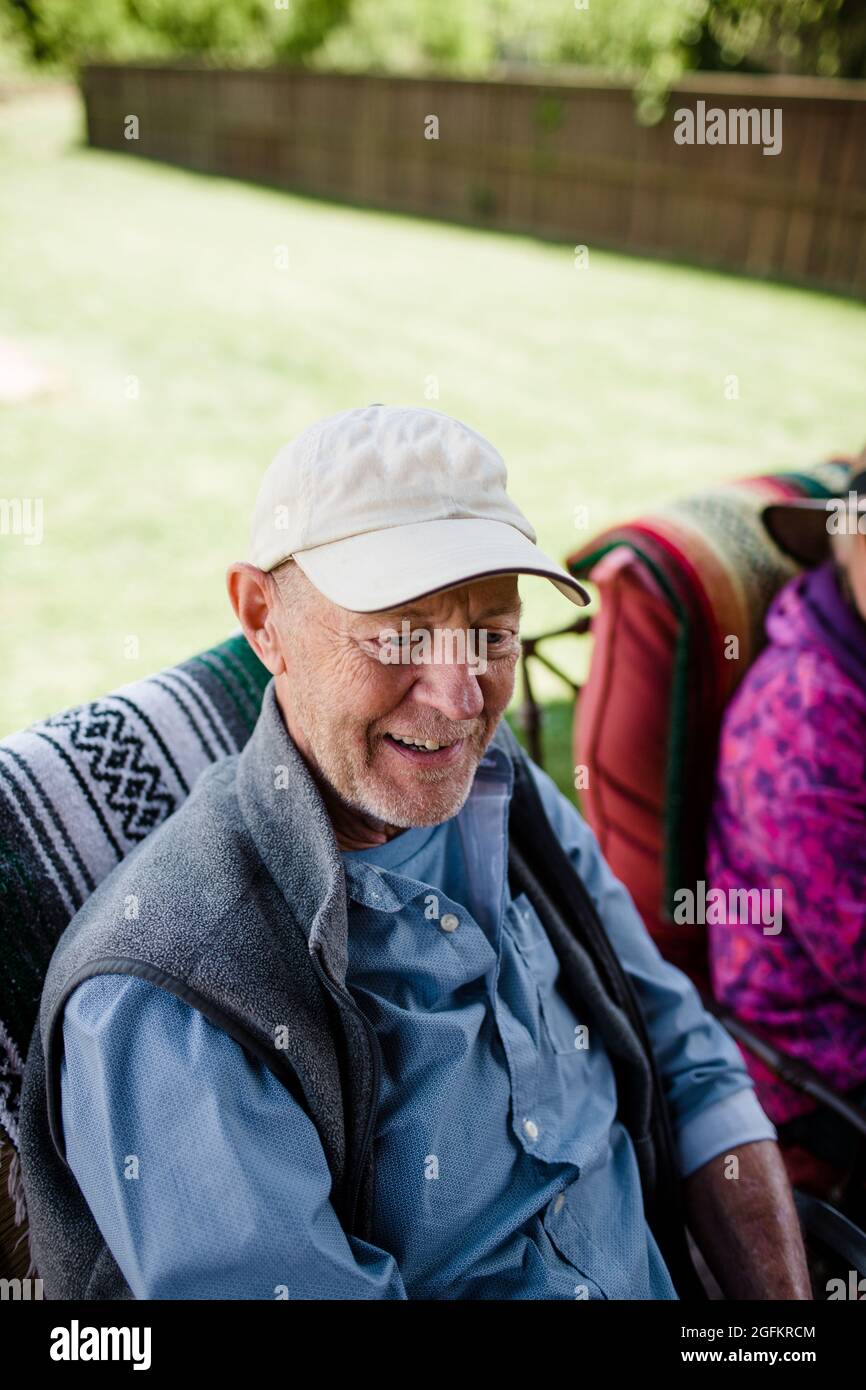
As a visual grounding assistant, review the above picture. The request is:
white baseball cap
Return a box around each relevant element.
[247,404,590,612]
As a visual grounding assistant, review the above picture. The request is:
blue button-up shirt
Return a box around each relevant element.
[60,745,775,1299]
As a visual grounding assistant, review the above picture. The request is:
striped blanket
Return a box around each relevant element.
[0,633,271,1226]
[565,458,854,921]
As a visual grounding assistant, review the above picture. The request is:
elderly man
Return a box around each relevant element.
[20,405,809,1300]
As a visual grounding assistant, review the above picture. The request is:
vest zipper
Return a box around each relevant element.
[309,947,382,1237]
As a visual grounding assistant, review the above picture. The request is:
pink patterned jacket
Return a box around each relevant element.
[705,560,866,1125]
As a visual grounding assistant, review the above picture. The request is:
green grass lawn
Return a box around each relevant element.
[2,84,866,800]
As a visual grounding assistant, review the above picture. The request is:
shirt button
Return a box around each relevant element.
[554,1192,565,1214]
[523,1118,539,1141]
[440,912,459,932]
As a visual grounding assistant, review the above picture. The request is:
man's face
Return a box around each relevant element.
[274,571,522,832]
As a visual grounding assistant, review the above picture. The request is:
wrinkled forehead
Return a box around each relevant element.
[346,573,522,627]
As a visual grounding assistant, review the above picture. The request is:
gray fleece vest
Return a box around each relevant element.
[17,681,702,1300]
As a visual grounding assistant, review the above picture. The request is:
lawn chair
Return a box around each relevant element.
[516,451,866,1293]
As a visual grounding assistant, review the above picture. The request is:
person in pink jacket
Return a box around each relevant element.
[706,466,866,1179]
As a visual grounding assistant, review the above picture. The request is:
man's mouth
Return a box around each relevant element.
[381,732,466,766]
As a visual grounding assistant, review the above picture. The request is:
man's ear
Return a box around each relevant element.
[225,561,286,676]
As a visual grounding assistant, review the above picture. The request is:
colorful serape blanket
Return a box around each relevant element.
[565,458,855,920]
[0,633,271,1204]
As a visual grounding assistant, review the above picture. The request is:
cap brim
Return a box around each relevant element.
[291,517,591,612]
[762,498,862,567]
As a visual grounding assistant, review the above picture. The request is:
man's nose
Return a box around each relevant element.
[410,658,485,723]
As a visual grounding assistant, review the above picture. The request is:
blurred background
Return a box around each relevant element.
[1,0,865,795]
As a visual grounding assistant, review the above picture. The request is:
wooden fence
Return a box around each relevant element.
[81,63,866,297]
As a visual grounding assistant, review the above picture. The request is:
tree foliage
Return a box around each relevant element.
[3,0,864,83]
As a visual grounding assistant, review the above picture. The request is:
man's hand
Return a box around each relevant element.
[683,1139,812,1299]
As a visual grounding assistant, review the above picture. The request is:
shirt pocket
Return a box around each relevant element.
[504,892,581,1056]
[541,1190,610,1299]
